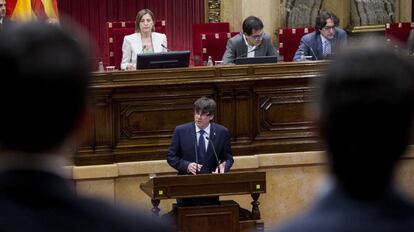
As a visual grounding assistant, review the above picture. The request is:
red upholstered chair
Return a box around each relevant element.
[154,20,166,34]
[278,27,315,62]
[103,20,166,70]
[192,22,230,66]
[385,22,413,44]
[201,32,239,64]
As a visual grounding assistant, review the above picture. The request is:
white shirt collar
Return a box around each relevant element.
[243,34,256,57]
[0,18,3,24]
[195,123,211,136]
[320,34,330,45]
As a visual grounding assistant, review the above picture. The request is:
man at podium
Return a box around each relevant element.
[167,96,234,175]
[167,97,234,205]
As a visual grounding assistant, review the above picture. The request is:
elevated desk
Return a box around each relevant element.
[140,171,266,232]
[76,62,327,165]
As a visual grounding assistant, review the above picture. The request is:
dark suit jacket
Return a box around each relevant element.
[0,18,17,32]
[273,185,414,232]
[221,32,277,64]
[0,169,171,232]
[167,122,234,174]
[293,28,347,61]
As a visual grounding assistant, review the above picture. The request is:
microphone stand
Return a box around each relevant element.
[206,136,221,173]
[194,132,199,175]
[300,40,318,60]
[161,44,170,52]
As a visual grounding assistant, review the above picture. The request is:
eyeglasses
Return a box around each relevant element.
[322,26,335,31]
[249,32,264,40]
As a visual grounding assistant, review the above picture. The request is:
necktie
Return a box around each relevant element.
[198,130,206,162]
[323,40,331,57]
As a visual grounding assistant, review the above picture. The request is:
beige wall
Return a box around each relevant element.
[69,147,414,230]
[220,0,412,40]
[399,0,413,22]
[221,0,281,41]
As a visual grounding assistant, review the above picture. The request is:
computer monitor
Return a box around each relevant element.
[234,56,278,65]
[136,51,190,69]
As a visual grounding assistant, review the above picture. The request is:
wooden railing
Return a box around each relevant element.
[75,62,327,165]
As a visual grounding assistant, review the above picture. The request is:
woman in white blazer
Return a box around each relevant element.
[121,9,168,70]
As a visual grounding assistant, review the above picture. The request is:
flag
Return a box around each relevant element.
[6,0,59,22]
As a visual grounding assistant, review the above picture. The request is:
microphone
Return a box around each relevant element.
[161,44,170,52]
[206,136,221,173]
[237,46,259,59]
[193,133,199,174]
[140,45,147,54]
[300,40,318,60]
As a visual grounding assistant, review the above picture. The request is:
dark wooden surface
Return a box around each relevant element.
[177,200,240,232]
[141,172,266,232]
[75,62,327,165]
[140,171,266,200]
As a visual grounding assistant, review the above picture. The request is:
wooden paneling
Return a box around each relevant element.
[75,62,327,165]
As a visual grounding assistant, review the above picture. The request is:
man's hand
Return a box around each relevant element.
[126,64,135,70]
[187,162,202,175]
[212,162,226,174]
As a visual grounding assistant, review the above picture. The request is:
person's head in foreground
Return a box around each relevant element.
[0,22,171,231]
[319,45,414,198]
[0,22,89,157]
[274,43,414,232]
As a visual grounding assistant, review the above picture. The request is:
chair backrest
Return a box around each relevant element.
[278,27,315,62]
[103,20,166,70]
[385,22,413,44]
[201,32,239,65]
[192,22,230,66]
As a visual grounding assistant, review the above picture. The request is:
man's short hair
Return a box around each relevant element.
[0,23,90,153]
[193,97,216,116]
[315,10,339,31]
[318,45,414,196]
[242,16,263,36]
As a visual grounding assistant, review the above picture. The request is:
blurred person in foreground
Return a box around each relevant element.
[221,15,276,64]
[0,22,170,231]
[293,10,347,61]
[274,44,414,231]
[0,0,15,32]
[121,8,167,70]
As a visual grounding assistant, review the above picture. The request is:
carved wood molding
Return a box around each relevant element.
[75,62,327,165]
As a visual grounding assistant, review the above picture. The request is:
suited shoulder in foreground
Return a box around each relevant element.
[0,23,171,231]
[293,10,347,61]
[274,44,414,231]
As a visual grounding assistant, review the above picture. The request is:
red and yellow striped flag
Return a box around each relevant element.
[6,0,59,22]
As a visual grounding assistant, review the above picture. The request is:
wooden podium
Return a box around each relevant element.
[140,171,266,232]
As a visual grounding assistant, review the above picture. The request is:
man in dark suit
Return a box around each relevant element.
[0,0,6,30]
[293,11,347,61]
[0,0,14,32]
[167,96,234,175]
[0,23,171,231]
[274,44,414,231]
[221,16,276,64]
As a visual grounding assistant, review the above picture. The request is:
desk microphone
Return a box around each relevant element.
[161,44,170,52]
[300,40,318,60]
[193,133,199,175]
[140,45,147,54]
[206,136,221,173]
